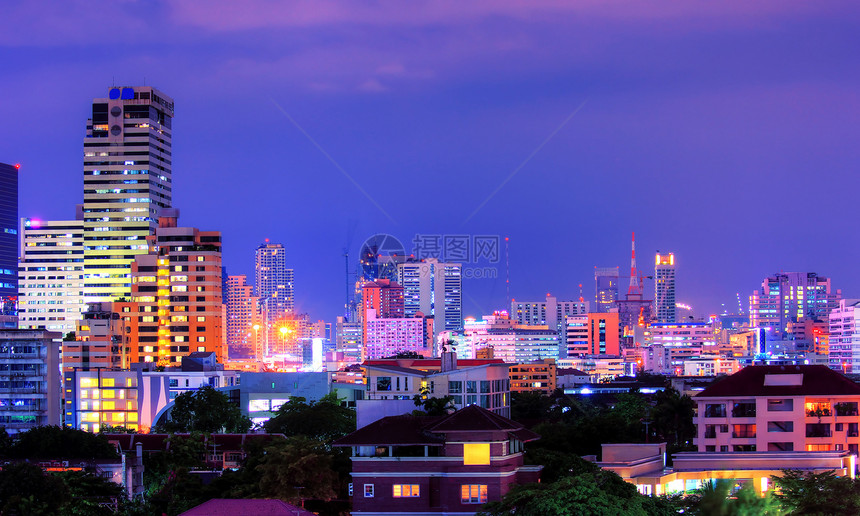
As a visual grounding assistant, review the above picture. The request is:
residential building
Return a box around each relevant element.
[0,329,61,433]
[749,272,841,335]
[786,318,829,354]
[333,405,542,515]
[682,356,740,377]
[364,309,434,360]
[558,356,625,381]
[597,442,854,497]
[511,294,588,336]
[563,314,588,357]
[62,302,128,371]
[693,365,860,454]
[585,312,621,356]
[335,316,363,365]
[82,86,174,303]
[654,253,676,324]
[0,162,17,317]
[461,312,560,363]
[829,300,860,374]
[397,258,463,336]
[117,210,224,365]
[17,219,85,335]
[645,322,716,349]
[594,266,620,313]
[255,241,294,314]
[509,359,557,395]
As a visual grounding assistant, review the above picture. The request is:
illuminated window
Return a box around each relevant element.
[461,484,488,504]
[101,378,115,387]
[103,401,115,410]
[364,484,374,498]
[80,377,97,388]
[463,443,490,465]
[393,484,420,497]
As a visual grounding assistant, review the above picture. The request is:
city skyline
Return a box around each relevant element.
[4,1,860,323]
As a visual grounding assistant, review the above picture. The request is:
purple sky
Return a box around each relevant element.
[4,1,860,322]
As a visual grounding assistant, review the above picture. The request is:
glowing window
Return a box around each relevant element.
[461,484,488,503]
[393,484,420,497]
[80,377,98,388]
[463,443,490,465]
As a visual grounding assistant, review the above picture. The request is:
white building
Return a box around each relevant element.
[364,309,433,360]
[461,312,560,363]
[829,300,860,373]
[396,258,462,336]
[17,219,85,335]
[512,294,588,336]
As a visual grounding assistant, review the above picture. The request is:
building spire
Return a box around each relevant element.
[628,232,641,296]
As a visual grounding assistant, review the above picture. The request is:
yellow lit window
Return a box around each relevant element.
[463,443,490,465]
[103,401,115,410]
[102,390,115,399]
[393,484,420,497]
[101,378,115,388]
[807,444,831,451]
[81,412,99,422]
[80,377,97,388]
[91,389,100,399]
[461,484,488,503]
[128,412,138,422]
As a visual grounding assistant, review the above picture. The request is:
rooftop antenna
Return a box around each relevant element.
[627,232,641,296]
[505,237,511,306]
[578,283,584,303]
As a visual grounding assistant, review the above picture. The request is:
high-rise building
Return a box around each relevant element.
[654,253,676,324]
[594,267,619,313]
[829,300,860,374]
[82,86,174,303]
[0,162,18,317]
[461,312,560,363]
[17,219,85,335]
[117,210,224,365]
[564,315,589,357]
[255,242,294,313]
[586,312,621,356]
[511,294,588,337]
[364,309,434,360]
[0,329,62,433]
[396,258,463,336]
[225,275,261,359]
[750,272,841,334]
[335,316,363,365]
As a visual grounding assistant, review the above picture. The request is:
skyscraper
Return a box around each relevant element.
[654,253,676,323]
[0,162,18,317]
[511,294,588,337]
[594,267,619,313]
[750,272,841,334]
[82,86,174,303]
[255,242,294,314]
[396,258,463,337]
[225,275,261,359]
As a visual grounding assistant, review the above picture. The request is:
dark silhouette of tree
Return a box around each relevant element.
[412,389,455,416]
[773,469,860,515]
[159,385,251,433]
[263,392,355,441]
[0,462,68,515]
[3,426,117,460]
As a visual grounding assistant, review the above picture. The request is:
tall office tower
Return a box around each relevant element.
[594,267,619,313]
[225,275,261,359]
[0,163,18,318]
[396,258,463,336]
[17,219,85,335]
[654,253,676,323]
[255,241,294,314]
[749,272,841,335]
[0,329,61,433]
[117,210,224,365]
[335,316,363,364]
[82,86,174,303]
[829,300,860,373]
[511,294,588,336]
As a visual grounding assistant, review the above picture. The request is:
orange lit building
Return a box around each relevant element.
[63,302,129,372]
[509,359,557,395]
[587,312,621,356]
[118,210,224,365]
[361,279,405,343]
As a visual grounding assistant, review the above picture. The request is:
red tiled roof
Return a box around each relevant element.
[696,365,860,398]
[332,414,445,447]
[179,499,313,515]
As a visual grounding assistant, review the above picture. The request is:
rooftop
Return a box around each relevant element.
[695,365,860,398]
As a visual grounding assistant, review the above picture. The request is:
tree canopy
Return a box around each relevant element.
[2,426,117,460]
[159,385,251,434]
[263,392,355,441]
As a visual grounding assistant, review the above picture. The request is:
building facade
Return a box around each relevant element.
[17,219,85,334]
[749,272,841,335]
[461,312,560,363]
[829,300,860,374]
[225,275,261,359]
[511,294,587,336]
[397,258,463,336]
[594,267,620,313]
[0,329,61,433]
[654,253,676,324]
[0,162,17,317]
[364,310,434,360]
[82,86,174,303]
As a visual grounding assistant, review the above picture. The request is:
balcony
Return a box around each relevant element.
[835,402,859,417]
[732,403,756,418]
[704,405,726,418]
[704,427,717,439]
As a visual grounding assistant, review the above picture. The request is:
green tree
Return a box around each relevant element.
[160,385,251,433]
[412,390,455,416]
[55,470,123,516]
[143,434,209,516]
[651,387,696,449]
[479,469,675,516]
[256,437,341,504]
[263,392,355,441]
[4,426,117,460]
[773,469,860,515]
[0,462,69,515]
[683,479,783,516]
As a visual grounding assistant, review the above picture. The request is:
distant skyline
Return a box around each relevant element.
[4,1,859,323]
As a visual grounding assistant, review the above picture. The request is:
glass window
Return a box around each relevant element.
[463,443,490,465]
[449,381,463,394]
[364,484,374,498]
[466,381,477,393]
[767,421,793,432]
[461,484,488,504]
[480,381,490,393]
[393,484,420,497]
[376,377,391,391]
[767,399,794,412]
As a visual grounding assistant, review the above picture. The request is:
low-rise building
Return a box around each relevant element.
[693,365,860,454]
[0,329,62,433]
[509,359,556,395]
[333,405,542,515]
